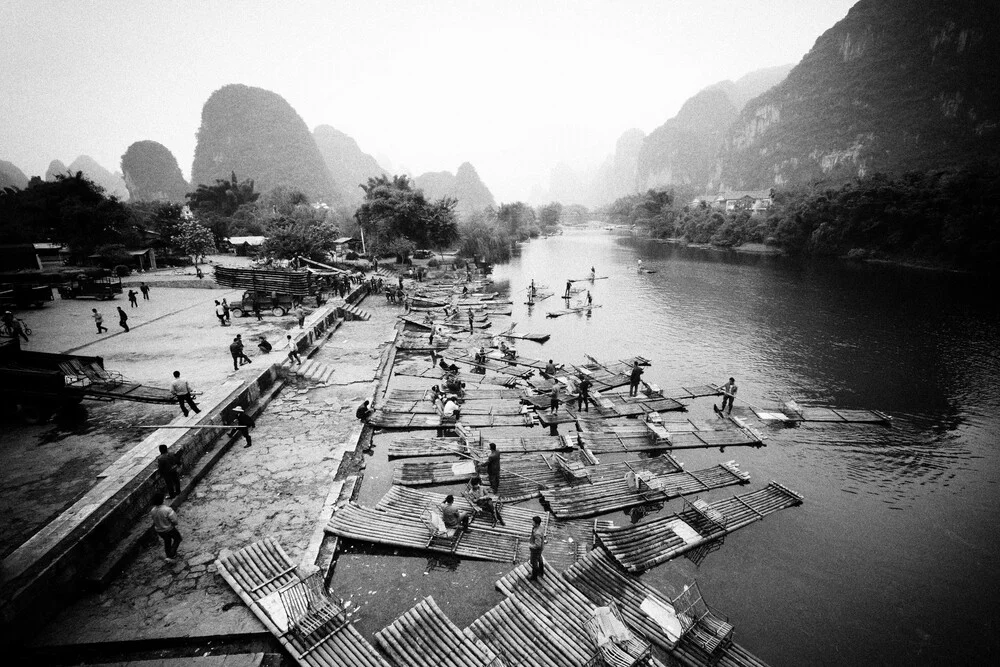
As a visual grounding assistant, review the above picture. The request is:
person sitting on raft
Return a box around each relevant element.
[441,495,470,532]
[467,476,504,525]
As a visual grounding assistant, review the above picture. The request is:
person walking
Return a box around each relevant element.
[253,299,262,321]
[286,335,302,365]
[117,306,130,332]
[156,444,181,498]
[230,336,251,370]
[527,515,545,580]
[3,311,29,342]
[92,308,108,334]
[222,298,231,324]
[140,282,150,300]
[628,361,644,397]
[229,406,255,448]
[294,305,306,329]
[215,300,227,326]
[719,377,738,415]
[128,289,139,307]
[171,370,201,417]
[151,493,182,562]
[486,442,501,494]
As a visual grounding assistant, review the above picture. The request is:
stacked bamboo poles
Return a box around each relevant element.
[375,596,497,667]
[543,461,751,519]
[596,482,804,573]
[215,538,389,667]
[562,550,772,667]
[466,595,592,667]
[387,434,569,458]
[577,420,763,454]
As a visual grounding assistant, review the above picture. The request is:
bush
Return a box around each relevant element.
[427,258,440,267]
[345,251,359,260]
[114,264,132,277]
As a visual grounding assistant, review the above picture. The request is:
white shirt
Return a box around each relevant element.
[171,378,191,396]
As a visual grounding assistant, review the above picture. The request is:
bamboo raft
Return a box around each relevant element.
[395,334,449,352]
[596,482,805,573]
[543,461,750,519]
[578,418,765,453]
[482,350,550,371]
[326,486,608,570]
[375,596,498,667]
[571,355,652,392]
[391,363,520,387]
[437,351,535,378]
[367,410,533,429]
[546,304,602,318]
[386,433,569,458]
[215,538,388,667]
[734,399,892,425]
[466,595,596,667]
[501,331,551,343]
[384,388,523,402]
[378,397,526,416]
[563,549,772,667]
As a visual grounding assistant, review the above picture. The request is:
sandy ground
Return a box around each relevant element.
[0,274,316,560]
[29,297,402,645]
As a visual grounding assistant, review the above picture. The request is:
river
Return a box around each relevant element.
[332,228,1000,666]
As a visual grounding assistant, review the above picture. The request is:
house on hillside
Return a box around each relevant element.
[225,236,267,256]
[713,189,775,214]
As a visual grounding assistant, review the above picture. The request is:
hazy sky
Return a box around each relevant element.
[1,0,857,201]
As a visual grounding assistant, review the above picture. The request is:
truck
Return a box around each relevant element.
[214,266,321,318]
[0,283,54,309]
[229,290,297,318]
[57,272,123,300]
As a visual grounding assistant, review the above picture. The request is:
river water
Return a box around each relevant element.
[333,228,1000,666]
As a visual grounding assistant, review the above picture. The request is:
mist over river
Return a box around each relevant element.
[334,228,1000,666]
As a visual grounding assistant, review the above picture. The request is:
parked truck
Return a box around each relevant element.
[57,271,123,300]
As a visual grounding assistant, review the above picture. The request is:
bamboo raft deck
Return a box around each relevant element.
[391,362,520,387]
[215,538,388,667]
[465,595,598,667]
[368,410,533,429]
[325,486,607,570]
[384,388,523,402]
[546,304,602,318]
[375,596,498,667]
[543,460,750,519]
[378,397,527,416]
[391,449,614,502]
[491,562,668,667]
[563,549,772,667]
[437,351,535,378]
[394,333,449,352]
[501,331,551,343]
[483,350,551,370]
[386,434,570,458]
[570,355,652,392]
[578,418,765,453]
[596,482,805,573]
[733,400,892,425]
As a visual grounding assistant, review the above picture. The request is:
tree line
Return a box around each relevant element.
[0,170,572,268]
[603,163,999,269]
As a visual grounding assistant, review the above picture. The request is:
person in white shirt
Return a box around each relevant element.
[170,370,200,417]
[150,492,182,561]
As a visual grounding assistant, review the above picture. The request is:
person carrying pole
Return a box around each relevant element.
[171,370,201,417]
[229,405,255,448]
[719,377,738,415]
[628,361,644,397]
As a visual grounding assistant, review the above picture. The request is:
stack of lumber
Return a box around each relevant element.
[392,362,520,387]
[578,418,764,453]
[214,266,313,295]
[386,433,569,458]
[215,538,388,667]
[596,482,804,573]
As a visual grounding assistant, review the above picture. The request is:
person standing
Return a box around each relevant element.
[117,306,130,332]
[527,515,545,580]
[286,335,302,365]
[564,280,572,299]
[140,282,150,300]
[128,289,139,307]
[156,444,181,499]
[230,336,251,370]
[486,442,501,494]
[468,308,474,333]
[171,370,201,417]
[151,493,182,561]
[719,377,738,415]
[294,305,306,329]
[229,405,254,448]
[92,308,108,334]
[549,385,560,415]
[222,298,231,324]
[215,300,227,326]
[586,290,592,307]
[577,376,592,412]
[628,361,643,397]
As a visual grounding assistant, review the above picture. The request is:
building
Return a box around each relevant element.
[713,189,774,214]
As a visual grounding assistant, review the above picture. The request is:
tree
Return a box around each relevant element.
[173,219,216,267]
[537,202,563,230]
[259,211,339,261]
[355,174,458,255]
